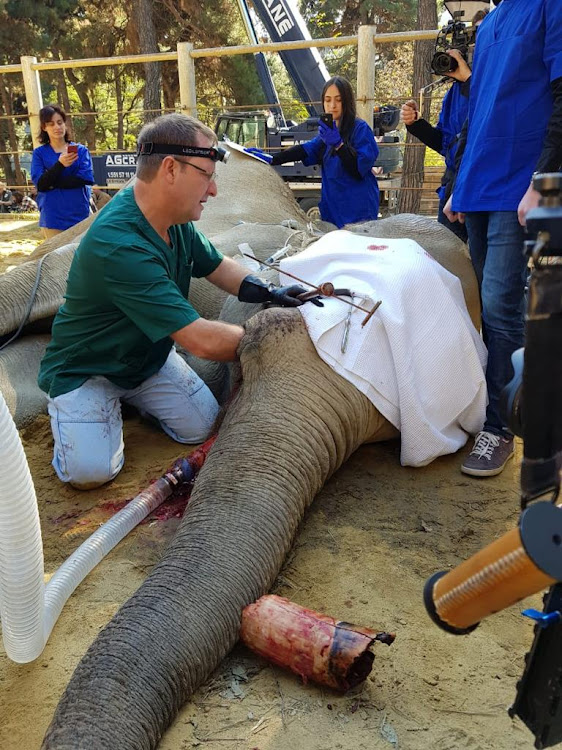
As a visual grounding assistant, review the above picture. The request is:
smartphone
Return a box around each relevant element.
[67,144,78,154]
[319,113,333,128]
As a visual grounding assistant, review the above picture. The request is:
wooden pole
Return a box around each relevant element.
[356,25,377,129]
[20,56,43,148]
[177,42,197,118]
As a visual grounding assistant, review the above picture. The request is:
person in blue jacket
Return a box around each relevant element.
[401,10,488,242]
[444,0,562,477]
[31,104,94,238]
[246,76,380,228]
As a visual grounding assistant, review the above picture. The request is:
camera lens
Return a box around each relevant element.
[431,52,458,76]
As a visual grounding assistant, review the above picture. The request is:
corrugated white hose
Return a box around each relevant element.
[0,390,175,663]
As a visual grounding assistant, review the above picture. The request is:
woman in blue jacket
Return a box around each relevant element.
[248,76,380,228]
[31,104,94,238]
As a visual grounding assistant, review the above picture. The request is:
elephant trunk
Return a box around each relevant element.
[42,309,391,749]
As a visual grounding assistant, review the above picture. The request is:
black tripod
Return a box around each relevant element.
[506,173,562,748]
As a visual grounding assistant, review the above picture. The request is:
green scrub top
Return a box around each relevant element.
[38,186,223,398]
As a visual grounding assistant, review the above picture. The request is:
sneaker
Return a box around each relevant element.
[461,431,514,477]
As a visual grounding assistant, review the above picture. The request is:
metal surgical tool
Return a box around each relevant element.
[341,294,355,354]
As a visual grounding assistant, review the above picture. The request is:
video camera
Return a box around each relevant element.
[430,1,489,76]
[431,13,473,76]
[424,173,562,748]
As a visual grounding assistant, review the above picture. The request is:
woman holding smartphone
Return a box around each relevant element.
[246,76,380,228]
[31,104,94,238]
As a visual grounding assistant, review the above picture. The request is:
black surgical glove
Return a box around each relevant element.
[238,275,323,308]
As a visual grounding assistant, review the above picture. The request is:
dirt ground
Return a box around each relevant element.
[0,217,42,271]
[0,224,540,750]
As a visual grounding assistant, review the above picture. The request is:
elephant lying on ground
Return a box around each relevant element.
[0,210,477,426]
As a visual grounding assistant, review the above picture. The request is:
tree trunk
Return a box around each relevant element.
[133,0,162,123]
[65,69,97,151]
[51,48,72,120]
[162,65,177,113]
[0,76,23,186]
[56,74,72,116]
[0,132,14,187]
[398,0,438,214]
[115,69,124,150]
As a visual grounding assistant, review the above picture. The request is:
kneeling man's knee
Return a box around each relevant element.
[50,420,124,489]
[168,396,220,444]
[55,446,123,490]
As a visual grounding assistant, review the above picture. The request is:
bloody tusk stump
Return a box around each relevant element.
[240,595,395,691]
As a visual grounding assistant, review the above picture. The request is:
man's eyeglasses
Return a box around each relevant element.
[173,157,217,182]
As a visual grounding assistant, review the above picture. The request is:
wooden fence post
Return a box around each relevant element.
[177,42,197,118]
[21,56,43,148]
[356,25,377,129]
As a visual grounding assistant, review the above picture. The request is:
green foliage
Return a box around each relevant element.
[294,2,424,110]
[6,0,81,27]
[299,0,417,35]
[0,0,444,180]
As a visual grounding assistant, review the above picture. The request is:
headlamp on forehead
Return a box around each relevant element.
[136,143,230,163]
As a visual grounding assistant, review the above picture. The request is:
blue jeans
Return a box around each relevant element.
[464,211,527,434]
[47,349,219,488]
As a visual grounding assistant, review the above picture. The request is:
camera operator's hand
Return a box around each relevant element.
[446,49,472,82]
[401,100,419,126]
[443,194,465,225]
[517,182,541,227]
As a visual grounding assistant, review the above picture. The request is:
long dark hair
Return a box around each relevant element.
[38,105,71,145]
[321,76,357,144]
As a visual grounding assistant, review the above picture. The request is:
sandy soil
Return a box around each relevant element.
[0,225,539,750]
[0,218,42,272]
[0,417,537,750]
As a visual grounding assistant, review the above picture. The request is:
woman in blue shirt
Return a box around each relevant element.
[248,76,380,228]
[31,104,94,238]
